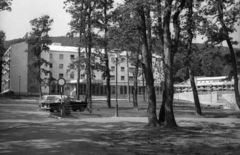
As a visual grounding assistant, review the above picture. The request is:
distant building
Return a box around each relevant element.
[1,42,163,96]
[174,76,235,92]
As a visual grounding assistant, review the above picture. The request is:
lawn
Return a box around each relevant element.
[1,97,240,154]
[58,97,240,119]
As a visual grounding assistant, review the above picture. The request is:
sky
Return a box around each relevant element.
[0,0,239,48]
[0,0,123,40]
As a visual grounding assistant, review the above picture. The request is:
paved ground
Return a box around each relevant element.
[1,98,240,155]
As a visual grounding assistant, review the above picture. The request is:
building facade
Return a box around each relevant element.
[174,76,235,92]
[1,42,28,94]
[1,42,163,96]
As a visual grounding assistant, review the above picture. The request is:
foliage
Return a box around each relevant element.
[0,0,12,11]
[0,31,6,55]
[3,38,25,50]
[173,44,230,83]
[25,15,53,96]
[197,0,240,46]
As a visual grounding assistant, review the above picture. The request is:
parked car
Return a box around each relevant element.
[38,95,87,112]
[200,102,229,109]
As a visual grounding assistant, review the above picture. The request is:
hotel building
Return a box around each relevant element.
[1,42,163,96]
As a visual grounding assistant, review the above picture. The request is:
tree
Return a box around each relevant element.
[136,1,160,127]
[25,15,53,97]
[0,0,12,11]
[157,0,186,125]
[162,0,178,127]
[85,1,96,110]
[185,0,202,115]
[64,0,88,100]
[93,0,114,108]
[109,4,141,106]
[111,0,159,126]
[198,0,240,109]
[129,47,142,110]
[65,0,97,110]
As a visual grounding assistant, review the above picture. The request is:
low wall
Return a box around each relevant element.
[222,94,239,110]
[174,92,217,103]
[174,92,238,110]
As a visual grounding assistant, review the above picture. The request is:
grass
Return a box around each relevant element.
[49,98,240,119]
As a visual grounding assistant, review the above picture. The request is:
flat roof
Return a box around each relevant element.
[196,76,230,81]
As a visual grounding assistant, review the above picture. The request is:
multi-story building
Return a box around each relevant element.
[1,42,28,94]
[1,42,163,96]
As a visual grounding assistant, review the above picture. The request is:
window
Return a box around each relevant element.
[59,64,63,69]
[121,57,125,62]
[49,63,52,68]
[111,66,115,71]
[59,74,64,78]
[139,87,142,94]
[121,76,125,81]
[111,57,115,62]
[70,55,75,60]
[50,53,53,59]
[121,67,125,72]
[120,86,123,94]
[81,74,85,79]
[70,73,74,79]
[111,75,115,80]
[129,76,134,81]
[59,54,64,59]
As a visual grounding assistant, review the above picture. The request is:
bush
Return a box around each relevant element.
[61,96,71,116]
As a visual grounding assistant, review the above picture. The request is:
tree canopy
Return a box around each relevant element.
[25,15,53,97]
[0,0,12,11]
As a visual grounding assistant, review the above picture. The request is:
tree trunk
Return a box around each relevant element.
[139,7,159,127]
[133,53,139,109]
[163,0,177,128]
[133,75,138,109]
[39,82,42,98]
[84,46,88,103]
[172,0,186,55]
[77,46,81,100]
[105,59,111,107]
[38,60,42,98]
[87,2,92,110]
[217,1,240,110]
[85,84,88,102]
[159,78,166,123]
[187,0,202,115]
[103,0,111,108]
[189,69,202,115]
[142,72,146,101]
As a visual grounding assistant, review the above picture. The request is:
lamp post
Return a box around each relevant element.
[115,52,119,117]
[19,76,21,97]
[210,84,212,103]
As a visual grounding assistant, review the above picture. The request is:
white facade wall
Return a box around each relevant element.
[48,47,162,86]
[2,42,163,95]
[1,47,11,93]
[7,42,28,94]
